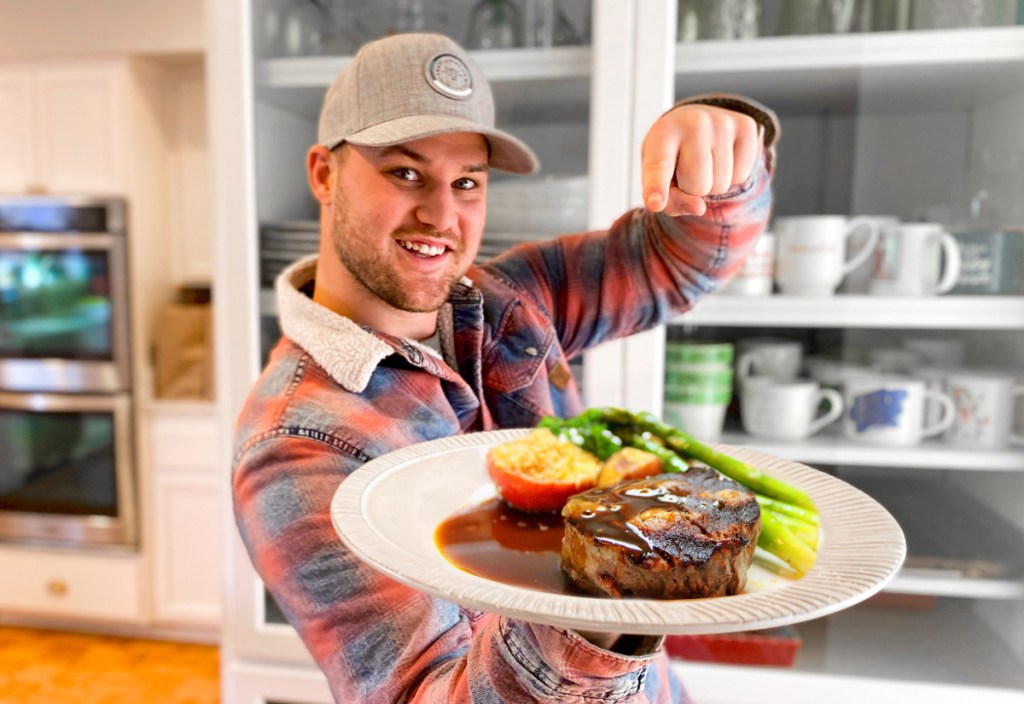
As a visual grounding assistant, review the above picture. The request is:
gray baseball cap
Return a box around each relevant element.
[317,32,539,174]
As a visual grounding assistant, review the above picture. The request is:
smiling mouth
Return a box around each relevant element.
[399,240,449,258]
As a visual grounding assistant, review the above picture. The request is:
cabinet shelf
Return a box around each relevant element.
[258,27,1024,90]
[722,434,1024,599]
[720,431,1024,471]
[676,598,1024,697]
[255,46,592,122]
[889,567,1024,600]
[259,45,591,88]
[674,26,1024,113]
[675,295,1024,330]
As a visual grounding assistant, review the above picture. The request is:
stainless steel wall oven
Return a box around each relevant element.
[0,195,136,548]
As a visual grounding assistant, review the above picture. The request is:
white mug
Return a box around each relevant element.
[914,365,954,428]
[664,399,729,443]
[774,215,880,296]
[944,371,1024,450]
[840,216,899,293]
[741,377,844,441]
[844,375,955,446]
[869,222,962,296]
[737,338,803,381]
[719,231,775,296]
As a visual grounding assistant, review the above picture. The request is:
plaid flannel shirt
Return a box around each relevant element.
[233,145,774,703]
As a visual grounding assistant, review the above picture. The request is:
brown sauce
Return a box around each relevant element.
[435,478,734,596]
[434,497,586,595]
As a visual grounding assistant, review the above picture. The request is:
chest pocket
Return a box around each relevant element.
[482,299,556,395]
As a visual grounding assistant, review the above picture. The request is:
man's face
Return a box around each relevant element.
[328,132,490,314]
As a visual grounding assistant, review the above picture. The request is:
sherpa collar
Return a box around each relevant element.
[275,255,471,393]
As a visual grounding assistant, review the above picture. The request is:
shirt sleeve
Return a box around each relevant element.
[482,125,774,359]
[233,432,689,703]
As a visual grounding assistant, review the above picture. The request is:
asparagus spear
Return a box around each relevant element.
[758,508,818,574]
[538,416,623,460]
[756,494,819,526]
[595,408,817,511]
[764,508,819,550]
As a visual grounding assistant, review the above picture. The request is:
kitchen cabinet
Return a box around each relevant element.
[207,0,1024,701]
[210,0,614,695]
[661,305,1024,689]
[142,401,222,634]
[628,8,1024,696]
[0,62,126,194]
[0,52,219,638]
[0,545,143,625]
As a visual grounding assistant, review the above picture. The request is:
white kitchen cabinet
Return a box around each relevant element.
[0,71,34,191]
[630,11,1024,696]
[208,0,1024,701]
[143,401,222,634]
[209,0,617,695]
[0,61,126,194]
[0,403,222,636]
[0,544,143,625]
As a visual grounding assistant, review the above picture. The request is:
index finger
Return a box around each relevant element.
[640,121,682,212]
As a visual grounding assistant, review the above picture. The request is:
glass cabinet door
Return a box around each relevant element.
[230,0,620,663]
[644,4,1024,694]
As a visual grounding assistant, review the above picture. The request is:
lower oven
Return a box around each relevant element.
[0,390,136,548]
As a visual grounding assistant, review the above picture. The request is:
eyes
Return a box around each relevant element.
[389,167,483,192]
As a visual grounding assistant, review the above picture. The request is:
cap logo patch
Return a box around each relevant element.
[425,53,473,100]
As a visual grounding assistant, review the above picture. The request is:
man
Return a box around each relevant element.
[234,32,777,703]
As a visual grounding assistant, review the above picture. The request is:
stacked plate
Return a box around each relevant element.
[259,221,319,287]
[475,175,590,264]
[485,174,589,235]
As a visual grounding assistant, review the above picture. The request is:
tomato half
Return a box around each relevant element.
[486,429,602,513]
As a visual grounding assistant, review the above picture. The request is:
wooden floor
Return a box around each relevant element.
[0,626,219,703]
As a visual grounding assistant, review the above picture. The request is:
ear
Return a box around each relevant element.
[307,145,335,206]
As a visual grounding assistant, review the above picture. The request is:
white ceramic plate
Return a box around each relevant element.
[331,429,905,635]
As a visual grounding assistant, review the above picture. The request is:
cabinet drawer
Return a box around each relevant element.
[0,547,143,623]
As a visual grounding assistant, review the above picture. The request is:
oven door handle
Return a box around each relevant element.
[0,391,129,413]
[0,232,118,250]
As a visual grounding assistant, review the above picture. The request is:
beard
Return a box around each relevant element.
[330,186,468,314]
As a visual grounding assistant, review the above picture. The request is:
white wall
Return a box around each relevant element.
[0,0,204,58]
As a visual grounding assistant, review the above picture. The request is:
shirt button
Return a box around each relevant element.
[524,346,538,357]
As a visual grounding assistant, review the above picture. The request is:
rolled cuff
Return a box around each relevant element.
[498,618,667,700]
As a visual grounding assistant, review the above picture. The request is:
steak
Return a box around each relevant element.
[560,468,762,599]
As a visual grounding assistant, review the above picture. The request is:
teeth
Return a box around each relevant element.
[400,241,446,257]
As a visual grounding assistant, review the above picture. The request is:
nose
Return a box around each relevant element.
[414,185,459,233]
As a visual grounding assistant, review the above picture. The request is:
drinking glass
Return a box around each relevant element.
[467,0,524,50]
[778,0,858,34]
[911,0,1017,29]
[678,0,759,41]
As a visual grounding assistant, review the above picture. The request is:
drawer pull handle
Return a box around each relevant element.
[46,579,69,596]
